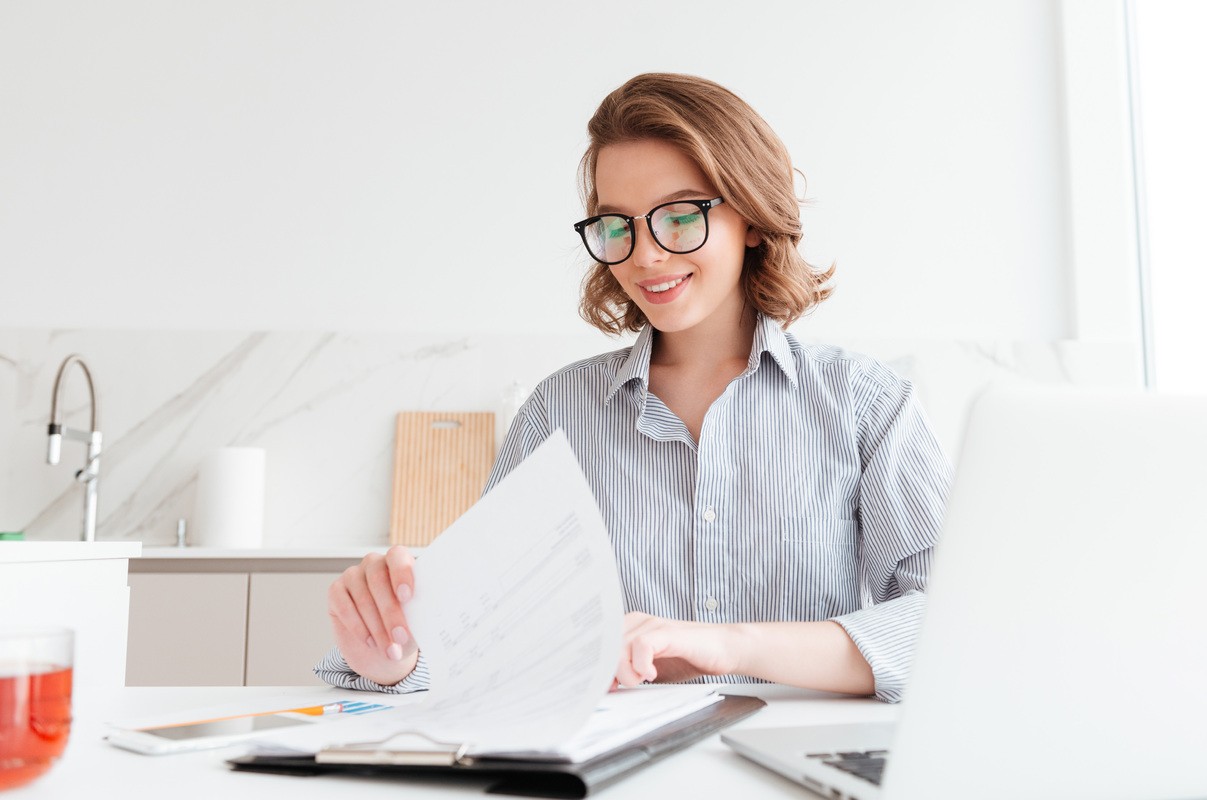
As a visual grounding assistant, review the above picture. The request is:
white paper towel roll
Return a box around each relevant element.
[193,447,265,548]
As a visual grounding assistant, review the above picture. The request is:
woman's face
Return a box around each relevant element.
[594,139,759,335]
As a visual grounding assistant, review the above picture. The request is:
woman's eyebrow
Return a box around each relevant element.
[596,188,714,215]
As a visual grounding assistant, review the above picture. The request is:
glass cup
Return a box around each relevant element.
[0,628,74,791]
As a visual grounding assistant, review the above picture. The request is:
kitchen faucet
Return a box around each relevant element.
[46,354,101,542]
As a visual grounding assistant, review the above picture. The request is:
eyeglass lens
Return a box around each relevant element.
[583,202,709,264]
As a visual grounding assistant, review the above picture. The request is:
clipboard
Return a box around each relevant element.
[226,694,766,798]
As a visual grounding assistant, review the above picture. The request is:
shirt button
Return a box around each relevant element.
[703,508,716,523]
[704,597,719,612]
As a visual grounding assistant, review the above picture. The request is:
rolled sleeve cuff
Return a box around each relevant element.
[831,591,927,703]
[312,646,430,694]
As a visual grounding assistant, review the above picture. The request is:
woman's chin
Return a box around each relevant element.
[645,310,704,335]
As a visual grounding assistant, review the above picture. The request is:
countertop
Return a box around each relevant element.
[132,545,404,573]
[1,542,412,571]
[0,540,142,563]
[141,546,391,559]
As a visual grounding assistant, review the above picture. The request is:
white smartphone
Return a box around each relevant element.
[105,713,317,755]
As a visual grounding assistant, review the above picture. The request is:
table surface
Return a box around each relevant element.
[10,684,898,800]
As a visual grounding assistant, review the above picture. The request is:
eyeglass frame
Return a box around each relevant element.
[572,197,725,266]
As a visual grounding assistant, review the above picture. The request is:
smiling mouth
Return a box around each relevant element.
[641,276,689,293]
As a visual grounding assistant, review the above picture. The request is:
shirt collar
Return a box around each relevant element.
[748,313,799,389]
[604,313,799,405]
[605,324,655,405]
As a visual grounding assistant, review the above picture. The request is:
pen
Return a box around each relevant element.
[289,701,385,716]
[152,700,388,729]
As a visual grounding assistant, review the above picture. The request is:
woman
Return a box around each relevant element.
[317,73,950,703]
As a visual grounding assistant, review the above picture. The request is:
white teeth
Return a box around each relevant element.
[645,277,687,293]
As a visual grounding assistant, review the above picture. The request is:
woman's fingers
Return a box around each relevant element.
[629,634,661,683]
[384,546,417,656]
[342,560,392,654]
[329,582,418,686]
[325,549,418,662]
[616,615,671,686]
[365,553,412,660]
[615,636,663,686]
[614,655,646,688]
[328,579,373,648]
[384,545,415,605]
[325,549,423,686]
[615,613,729,686]
[325,550,420,661]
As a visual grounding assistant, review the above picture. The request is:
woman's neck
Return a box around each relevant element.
[650,302,758,371]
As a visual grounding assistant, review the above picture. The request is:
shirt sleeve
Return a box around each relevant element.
[829,369,952,703]
[312,646,431,694]
[482,393,552,494]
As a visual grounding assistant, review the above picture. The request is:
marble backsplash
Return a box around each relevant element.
[0,328,1139,548]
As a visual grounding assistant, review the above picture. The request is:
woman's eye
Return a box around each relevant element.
[665,213,701,227]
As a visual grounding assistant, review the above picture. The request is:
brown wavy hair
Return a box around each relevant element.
[578,73,835,335]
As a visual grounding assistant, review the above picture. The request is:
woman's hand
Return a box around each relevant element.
[614,611,741,687]
[328,545,419,686]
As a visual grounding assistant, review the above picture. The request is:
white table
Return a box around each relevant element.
[11,685,898,799]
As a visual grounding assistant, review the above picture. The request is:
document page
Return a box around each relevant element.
[367,430,626,751]
[475,685,722,763]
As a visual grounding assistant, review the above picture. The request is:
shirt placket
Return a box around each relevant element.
[692,394,735,623]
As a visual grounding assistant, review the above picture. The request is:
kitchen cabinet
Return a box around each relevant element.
[245,572,341,685]
[126,573,249,685]
[126,549,387,687]
[0,541,140,715]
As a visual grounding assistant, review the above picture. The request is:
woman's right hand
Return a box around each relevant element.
[327,545,419,686]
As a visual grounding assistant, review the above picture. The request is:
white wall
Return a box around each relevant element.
[1,0,1077,342]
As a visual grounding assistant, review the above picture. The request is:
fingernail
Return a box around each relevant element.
[396,584,412,604]
[391,626,409,645]
[387,643,403,661]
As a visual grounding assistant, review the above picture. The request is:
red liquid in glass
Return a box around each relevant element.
[0,666,73,790]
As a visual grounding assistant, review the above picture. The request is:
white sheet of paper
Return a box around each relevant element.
[264,685,723,763]
[391,429,625,751]
[474,685,722,763]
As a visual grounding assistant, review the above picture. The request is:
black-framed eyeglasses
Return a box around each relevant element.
[573,197,724,266]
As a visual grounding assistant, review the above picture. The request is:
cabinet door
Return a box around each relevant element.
[245,572,340,686]
[1,559,130,714]
[126,573,248,686]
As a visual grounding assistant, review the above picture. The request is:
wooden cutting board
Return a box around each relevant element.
[390,411,495,547]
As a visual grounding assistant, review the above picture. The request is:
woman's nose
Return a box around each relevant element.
[629,224,666,269]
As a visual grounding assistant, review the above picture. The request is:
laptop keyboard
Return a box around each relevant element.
[806,750,889,786]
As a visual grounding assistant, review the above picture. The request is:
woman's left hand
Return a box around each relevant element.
[614,611,741,687]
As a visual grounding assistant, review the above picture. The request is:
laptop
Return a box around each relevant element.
[723,386,1207,800]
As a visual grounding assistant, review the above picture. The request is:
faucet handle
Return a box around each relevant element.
[47,423,62,465]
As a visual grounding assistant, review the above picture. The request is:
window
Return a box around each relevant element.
[1129,0,1207,392]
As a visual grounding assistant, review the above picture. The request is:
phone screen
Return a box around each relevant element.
[139,714,311,741]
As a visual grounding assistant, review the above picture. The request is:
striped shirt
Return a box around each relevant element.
[316,314,951,702]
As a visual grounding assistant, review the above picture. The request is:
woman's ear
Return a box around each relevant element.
[745,226,763,248]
